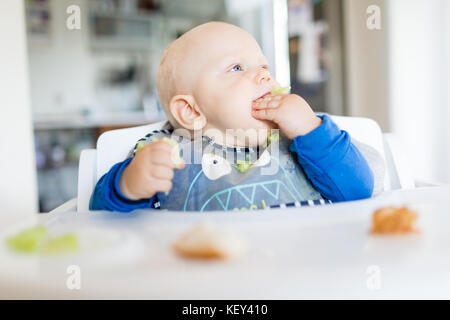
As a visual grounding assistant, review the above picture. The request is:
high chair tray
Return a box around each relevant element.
[1,187,449,299]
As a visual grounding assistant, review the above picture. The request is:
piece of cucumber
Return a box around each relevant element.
[271,85,291,95]
[6,225,48,253]
[138,137,182,168]
[39,234,79,255]
[152,137,182,169]
[135,141,147,152]
[6,225,79,255]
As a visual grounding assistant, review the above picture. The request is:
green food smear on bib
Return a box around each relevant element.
[267,132,280,144]
[234,134,280,173]
[236,160,253,173]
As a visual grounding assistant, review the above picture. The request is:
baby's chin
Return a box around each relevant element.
[240,118,279,147]
[248,117,278,131]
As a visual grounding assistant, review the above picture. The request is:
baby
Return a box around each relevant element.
[90,22,385,212]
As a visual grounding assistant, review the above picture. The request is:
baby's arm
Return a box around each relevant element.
[289,114,375,202]
[89,140,185,212]
[89,158,158,212]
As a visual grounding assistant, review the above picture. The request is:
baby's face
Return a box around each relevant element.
[183,24,279,146]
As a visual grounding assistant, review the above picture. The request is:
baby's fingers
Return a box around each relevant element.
[151,179,173,194]
[253,95,283,109]
[251,108,277,121]
[150,164,174,180]
[148,148,183,169]
[176,158,186,170]
[153,140,184,169]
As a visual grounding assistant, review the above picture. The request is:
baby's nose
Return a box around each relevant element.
[256,69,271,84]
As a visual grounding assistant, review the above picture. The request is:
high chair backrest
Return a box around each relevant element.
[96,121,168,181]
[77,114,411,212]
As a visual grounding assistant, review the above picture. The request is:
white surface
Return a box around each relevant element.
[0,0,38,219]
[383,133,415,189]
[1,186,450,299]
[272,0,290,87]
[77,150,96,212]
[387,0,450,183]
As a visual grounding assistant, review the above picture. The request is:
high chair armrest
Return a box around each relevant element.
[77,149,97,212]
[382,133,415,189]
[414,179,446,188]
[48,198,77,213]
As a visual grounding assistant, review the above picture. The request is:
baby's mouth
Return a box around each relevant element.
[252,91,271,103]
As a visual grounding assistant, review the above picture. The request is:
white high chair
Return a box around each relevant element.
[51,114,436,213]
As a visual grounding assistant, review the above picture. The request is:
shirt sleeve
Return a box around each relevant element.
[289,113,374,202]
[89,158,157,212]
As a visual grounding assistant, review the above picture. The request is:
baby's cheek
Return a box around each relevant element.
[217,106,249,130]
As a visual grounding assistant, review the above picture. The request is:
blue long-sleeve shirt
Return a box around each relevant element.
[90,114,376,212]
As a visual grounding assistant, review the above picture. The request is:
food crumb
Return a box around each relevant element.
[173,222,247,260]
[370,206,419,234]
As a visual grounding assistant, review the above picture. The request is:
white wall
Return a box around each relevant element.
[344,0,450,184]
[387,0,450,183]
[28,0,96,116]
[0,0,38,221]
[343,0,390,132]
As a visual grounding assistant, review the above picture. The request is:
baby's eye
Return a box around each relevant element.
[230,64,243,72]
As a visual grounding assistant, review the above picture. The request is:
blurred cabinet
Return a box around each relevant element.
[88,7,164,50]
[288,0,345,115]
[34,123,155,212]
[25,0,51,43]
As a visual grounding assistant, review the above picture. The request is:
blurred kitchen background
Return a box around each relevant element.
[1,0,448,214]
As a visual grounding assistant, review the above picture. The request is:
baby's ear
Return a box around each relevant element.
[169,95,206,131]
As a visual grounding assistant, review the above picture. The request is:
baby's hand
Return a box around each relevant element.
[251,93,323,139]
[119,140,185,200]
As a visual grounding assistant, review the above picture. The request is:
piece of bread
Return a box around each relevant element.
[370,206,419,234]
[173,222,247,260]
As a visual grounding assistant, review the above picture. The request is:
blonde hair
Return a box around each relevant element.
[156,22,240,129]
[156,37,189,129]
